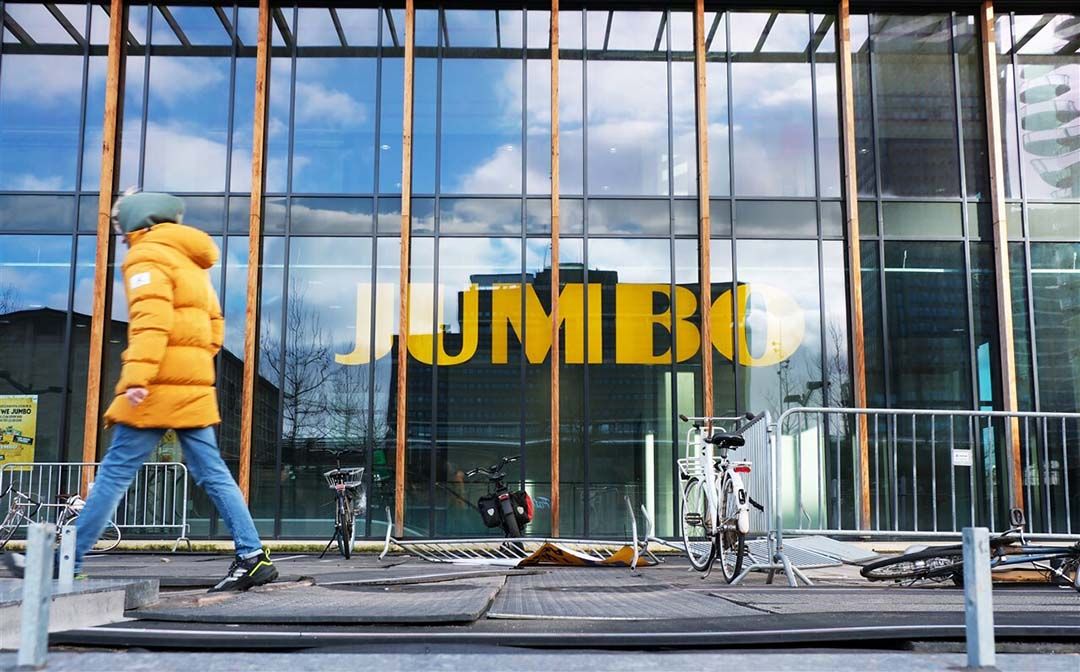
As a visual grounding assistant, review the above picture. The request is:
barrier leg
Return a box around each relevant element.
[18,523,56,670]
[963,527,995,668]
[378,506,394,561]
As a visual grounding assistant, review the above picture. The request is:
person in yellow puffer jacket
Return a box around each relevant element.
[65,192,275,591]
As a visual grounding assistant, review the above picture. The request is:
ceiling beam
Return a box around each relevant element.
[3,15,36,46]
[157,5,191,47]
[810,13,834,52]
[272,7,292,49]
[213,5,233,41]
[1010,14,1052,54]
[384,8,399,48]
[704,11,721,51]
[329,7,347,47]
[652,11,666,51]
[45,4,86,46]
[753,11,778,53]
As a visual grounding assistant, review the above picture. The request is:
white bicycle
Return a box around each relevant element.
[678,414,763,582]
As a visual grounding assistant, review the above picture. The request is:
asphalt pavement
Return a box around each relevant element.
[1,549,1078,670]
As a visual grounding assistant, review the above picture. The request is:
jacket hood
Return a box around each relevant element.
[115,192,185,234]
[130,223,219,269]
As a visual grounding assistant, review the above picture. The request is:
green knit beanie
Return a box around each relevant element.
[113,192,185,234]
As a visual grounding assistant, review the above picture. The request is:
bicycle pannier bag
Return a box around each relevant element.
[476,494,503,528]
[510,490,534,527]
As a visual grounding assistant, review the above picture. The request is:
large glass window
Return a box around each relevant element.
[249,5,405,537]
[0,3,106,468]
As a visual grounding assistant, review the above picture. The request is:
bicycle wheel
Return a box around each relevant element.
[0,511,20,552]
[681,478,716,572]
[860,545,964,582]
[336,495,354,559]
[92,522,122,553]
[717,474,745,583]
[501,498,522,539]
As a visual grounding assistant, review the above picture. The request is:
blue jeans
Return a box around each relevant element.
[74,424,263,568]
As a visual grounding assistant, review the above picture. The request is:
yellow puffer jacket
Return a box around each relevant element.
[104,223,223,429]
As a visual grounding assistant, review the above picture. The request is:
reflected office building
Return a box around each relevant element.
[0,4,1077,539]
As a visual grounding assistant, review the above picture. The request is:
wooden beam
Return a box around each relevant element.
[395,0,416,537]
[81,0,125,497]
[238,0,271,504]
[693,0,713,420]
[549,0,561,538]
[838,0,870,528]
[980,1,1023,511]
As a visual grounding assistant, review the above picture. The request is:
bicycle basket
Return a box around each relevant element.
[677,456,706,480]
[323,467,365,490]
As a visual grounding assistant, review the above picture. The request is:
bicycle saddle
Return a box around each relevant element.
[705,432,745,448]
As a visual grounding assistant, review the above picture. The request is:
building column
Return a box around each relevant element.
[81,0,126,494]
[238,0,271,503]
[549,0,561,537]
[394,0,416,537]
[693,0,713,420]
[837,0,871,527]
[979,1,1023,510]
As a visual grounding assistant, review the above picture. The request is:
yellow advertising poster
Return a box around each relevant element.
[0,395,37,470]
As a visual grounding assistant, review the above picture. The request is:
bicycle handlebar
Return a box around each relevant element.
[465,455,520,479]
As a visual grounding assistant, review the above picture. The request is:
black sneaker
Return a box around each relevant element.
[209,549,278,593]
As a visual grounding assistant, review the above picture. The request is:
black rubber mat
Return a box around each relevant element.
[488,568,761,620]
[132,576,505,624]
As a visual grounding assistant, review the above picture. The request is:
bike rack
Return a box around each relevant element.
[379,505,656,570]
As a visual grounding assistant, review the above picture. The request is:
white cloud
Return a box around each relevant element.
[454,145,535,194]
[148,58,228,107]
[294,81,368,127]
[0,54,90,107]
[7,174,64,191]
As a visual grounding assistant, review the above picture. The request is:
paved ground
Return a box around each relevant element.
[1,549,1078,669]
[2,650,1080,672]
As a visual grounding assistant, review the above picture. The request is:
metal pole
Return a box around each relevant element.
[18,523,56,669]
[58,525,77,591]
[962,526,996,668]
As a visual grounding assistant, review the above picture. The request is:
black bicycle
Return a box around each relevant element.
[466,455,533,539]
[861,508,1080,591]
[319,450,365,560]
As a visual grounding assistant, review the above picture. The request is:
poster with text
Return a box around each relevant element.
[0,395,37,471]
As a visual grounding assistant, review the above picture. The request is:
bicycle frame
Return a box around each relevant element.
[685,425,752,537]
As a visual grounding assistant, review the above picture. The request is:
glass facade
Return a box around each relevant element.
[0,3,1076,539]
[0,1,107,468]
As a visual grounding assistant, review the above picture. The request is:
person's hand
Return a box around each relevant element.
[125,387,149,406]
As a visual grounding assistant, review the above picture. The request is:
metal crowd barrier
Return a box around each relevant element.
[772,408,1079,542]
[0,462,191,550]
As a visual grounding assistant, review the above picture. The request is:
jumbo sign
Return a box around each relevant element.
[334,283,805,367]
